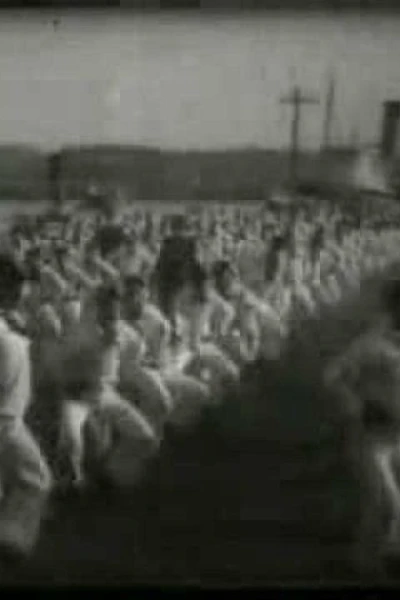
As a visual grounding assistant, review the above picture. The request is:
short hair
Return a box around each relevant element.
[212,260,233,282]
[124,274,145,291]
[170,214,187,234]
[271,235,286,252]
[26,246,42,261]
[95,282,122,310]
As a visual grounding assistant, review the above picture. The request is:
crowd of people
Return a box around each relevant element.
[2,191,400,580]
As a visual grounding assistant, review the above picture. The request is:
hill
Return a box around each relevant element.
[60,145,357,202]
[0,144,359,204]
[0,146,47,202]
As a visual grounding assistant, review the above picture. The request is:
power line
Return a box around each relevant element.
[321,72,335,151]
[280,85,319,186]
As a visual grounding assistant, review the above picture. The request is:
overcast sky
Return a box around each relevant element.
[0,10,399,151]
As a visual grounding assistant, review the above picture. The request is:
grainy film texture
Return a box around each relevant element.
[0,5,399,586]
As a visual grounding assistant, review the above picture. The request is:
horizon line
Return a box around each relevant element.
[0,142,366,155]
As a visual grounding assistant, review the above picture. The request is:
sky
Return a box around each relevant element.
[0,10,399,151]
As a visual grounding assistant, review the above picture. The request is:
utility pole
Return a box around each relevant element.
[321,73,335,152]
[280,85,319,187]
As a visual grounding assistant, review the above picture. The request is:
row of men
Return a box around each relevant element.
[8,205,350,304]
[1,196,396,562]
[0,212,289,563]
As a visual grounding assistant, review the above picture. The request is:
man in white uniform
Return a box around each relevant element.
[210,260,257,365]
[236,235,266,296]
[121,275,210,431]
[176,264,239,406]
[0,256,52,562]
[122,274,171,369]
[59,283,162,490]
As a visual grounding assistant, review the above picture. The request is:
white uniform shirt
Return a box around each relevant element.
[237,239,266,290]
[237,288,285,359]
[131,303,171,367]
[121,243,156,279]
[206,289,236,340]
[117,320,147,384]
[0,317,31,421]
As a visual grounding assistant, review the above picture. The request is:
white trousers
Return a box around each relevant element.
[60,386,160,489]
[118,364,173,438]
[183,342,239,403]
[163,370,210,430]
[0,419,52,495]
[0,419,52,554]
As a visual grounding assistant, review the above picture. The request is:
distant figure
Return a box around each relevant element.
[264,234,285,284]
[310,224,325,265]
[95,223,128,260]
[122,274,170,368]
[156,215,199,341]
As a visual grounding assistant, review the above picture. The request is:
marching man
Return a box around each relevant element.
[0,255,52,562]
[58,283,164,491]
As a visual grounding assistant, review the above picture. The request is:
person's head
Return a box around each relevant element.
[212,260,239,300]
[124,233,137,256]
[383,278,400,332]
[170,215,187,237]
[26,245,42,268]
[123,274,147,321]
[0,254,27,311]
[95,282,122,333]
[271,234,286,254]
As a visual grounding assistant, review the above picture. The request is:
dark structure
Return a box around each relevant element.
[48,152,62,206]
[381,101,400,159]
